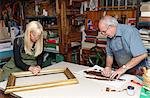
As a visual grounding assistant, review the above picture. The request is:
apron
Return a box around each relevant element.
[1,44,37,81]
[111,37,132,67]
[110,37,146,74]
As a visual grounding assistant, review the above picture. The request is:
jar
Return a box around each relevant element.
[127,86,135,96]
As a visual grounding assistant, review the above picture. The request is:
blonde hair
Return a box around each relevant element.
[24,21,43,57]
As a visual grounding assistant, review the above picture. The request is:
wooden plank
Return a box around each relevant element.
[60,0,68,58]
[56,0,60,15]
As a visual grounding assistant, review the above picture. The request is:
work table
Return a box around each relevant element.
[0,61,142,98]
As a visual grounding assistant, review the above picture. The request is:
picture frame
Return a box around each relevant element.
[5,68,78,94]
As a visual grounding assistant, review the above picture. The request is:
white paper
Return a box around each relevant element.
[75,65,128,89]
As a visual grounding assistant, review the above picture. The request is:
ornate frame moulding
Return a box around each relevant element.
[4,68,78,94]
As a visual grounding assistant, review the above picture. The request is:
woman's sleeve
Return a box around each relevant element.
[13,38,30,71]
[36,51,44,68]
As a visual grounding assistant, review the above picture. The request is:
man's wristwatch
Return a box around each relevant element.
[122,65,128,70]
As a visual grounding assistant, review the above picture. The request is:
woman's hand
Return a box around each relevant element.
[102,66,112,77]
[28,66,41,75]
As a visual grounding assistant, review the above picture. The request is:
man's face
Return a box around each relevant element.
[98,23,115,38]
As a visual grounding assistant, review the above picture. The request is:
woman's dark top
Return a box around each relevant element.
[13,37,44,71]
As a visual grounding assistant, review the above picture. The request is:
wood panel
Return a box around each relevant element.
[67,32,82,64]
[60,0,67,56]
[104,9,136,19]
[85,11,100,30]
[85,9,136,30]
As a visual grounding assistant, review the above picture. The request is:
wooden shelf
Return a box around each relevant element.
[97,5,137,10]
[25,16,58,30]
[44,25,59,30]
[25,16,57,22]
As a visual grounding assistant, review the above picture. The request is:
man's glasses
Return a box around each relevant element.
[100,25,110,34]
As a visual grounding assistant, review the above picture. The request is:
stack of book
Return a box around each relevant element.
[139,29,150,49]
[44,38,59,52]
[84,36,107,44]
[139,2,150,27]
[139,29,150,66]
[139,1,150,66]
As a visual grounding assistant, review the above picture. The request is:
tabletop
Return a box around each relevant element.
[0,61,142,98]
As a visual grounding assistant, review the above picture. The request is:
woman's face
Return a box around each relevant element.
[30,31,41,42]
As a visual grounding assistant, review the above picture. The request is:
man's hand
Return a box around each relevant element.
[102,66,112,77]
[28,66,41,75]
[110,67,126,80]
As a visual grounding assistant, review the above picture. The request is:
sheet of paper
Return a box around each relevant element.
[75,65,130,89]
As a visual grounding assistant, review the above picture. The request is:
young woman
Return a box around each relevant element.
[1,21,44,81]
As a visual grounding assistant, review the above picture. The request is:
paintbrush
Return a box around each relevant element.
[131,80,150,91]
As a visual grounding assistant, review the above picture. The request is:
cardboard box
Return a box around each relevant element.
[140,17,150,22]
[141,3,150,12]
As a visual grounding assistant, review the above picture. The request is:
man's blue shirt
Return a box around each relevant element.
[106,24,147,67]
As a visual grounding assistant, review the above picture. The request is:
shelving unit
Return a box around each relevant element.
[138,1,150,66]
[24,15,63,64]
[79,0,138,65]
[1,0,147,65]
[25,16,59,48]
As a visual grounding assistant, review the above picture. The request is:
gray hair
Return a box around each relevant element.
[99,16,118,26]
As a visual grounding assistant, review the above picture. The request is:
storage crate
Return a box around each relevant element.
[0,46,13,59]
